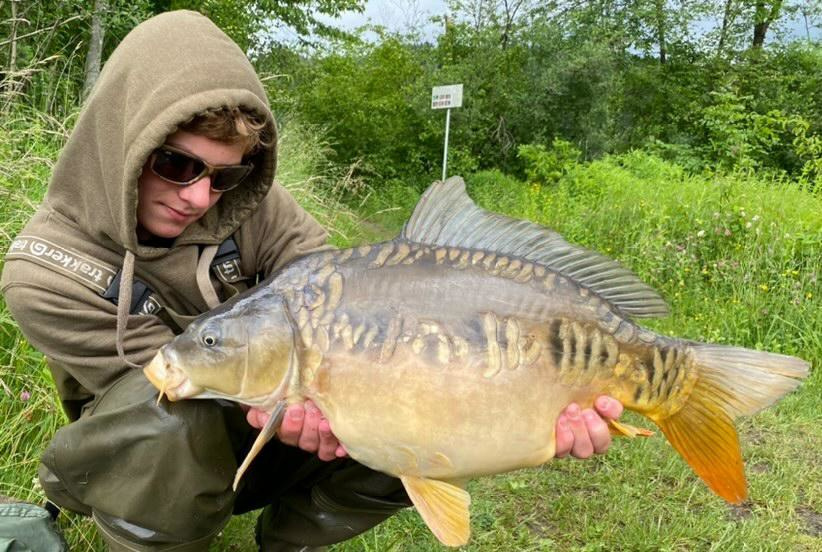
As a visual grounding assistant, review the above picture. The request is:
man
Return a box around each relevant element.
[1,11,623,551]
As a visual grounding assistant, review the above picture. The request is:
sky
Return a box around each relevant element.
[321,0,447,39]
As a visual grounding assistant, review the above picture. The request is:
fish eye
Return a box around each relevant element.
[202,333,219,347]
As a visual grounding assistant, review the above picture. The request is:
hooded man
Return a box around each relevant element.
[1,10,623,551]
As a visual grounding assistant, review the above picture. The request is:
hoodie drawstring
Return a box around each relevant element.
[116,250,143,369]
[196,244,221,310]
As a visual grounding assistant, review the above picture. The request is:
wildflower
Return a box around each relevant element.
[697,230,705,238]
[808,292,814,300]
[20,390,30,402]
[759,284,769,292]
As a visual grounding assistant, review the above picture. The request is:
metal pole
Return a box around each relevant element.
[442,108,451,181]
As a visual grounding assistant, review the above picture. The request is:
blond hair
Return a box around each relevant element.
[181,106,273,155]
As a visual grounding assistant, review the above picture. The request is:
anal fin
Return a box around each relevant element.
[400,475,471,547]
[609,419,654,438]
[233,401,286,491]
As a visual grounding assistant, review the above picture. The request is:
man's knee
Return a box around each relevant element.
[40,371,245,544]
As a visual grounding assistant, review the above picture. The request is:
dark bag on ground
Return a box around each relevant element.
[0,500,67,552]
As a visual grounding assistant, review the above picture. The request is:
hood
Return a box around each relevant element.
[44,10,277,259]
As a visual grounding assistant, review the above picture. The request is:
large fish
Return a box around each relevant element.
[144,177,808,547]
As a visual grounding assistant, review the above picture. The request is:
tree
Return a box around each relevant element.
[83,0,108,98]
[753,0,784,48]
[157,0,365,52]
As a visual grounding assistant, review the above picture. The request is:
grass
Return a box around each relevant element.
[1,113,819,550]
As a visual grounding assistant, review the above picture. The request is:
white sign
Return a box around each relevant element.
[431,84,463,109]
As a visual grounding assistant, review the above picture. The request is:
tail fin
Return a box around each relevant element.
[654,344,809,503]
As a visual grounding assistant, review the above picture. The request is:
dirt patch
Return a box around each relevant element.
[750,461,771,474]
[728,501,753,522]
[797,506,822,537]
[740,424,767,446]
[526,519,558,539]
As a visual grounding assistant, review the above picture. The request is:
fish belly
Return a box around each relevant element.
[306,346,596,480]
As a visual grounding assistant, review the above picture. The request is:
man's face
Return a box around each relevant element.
[136,130,246,241]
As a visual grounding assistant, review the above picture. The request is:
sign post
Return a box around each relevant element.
[431,84,463,181]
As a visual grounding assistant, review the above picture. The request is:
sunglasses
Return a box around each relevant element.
[149,145,254,192]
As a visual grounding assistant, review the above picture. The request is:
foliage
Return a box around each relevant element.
[517,139,582,186]
[162,0,364,52]
[269,35,434,182]
[0,1,363,117]
[0,1,154,115]
[253,6,822,188]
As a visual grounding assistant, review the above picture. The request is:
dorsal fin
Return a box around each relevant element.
[401,177,669,319]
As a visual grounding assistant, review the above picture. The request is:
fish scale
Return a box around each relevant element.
[144,177,809,548]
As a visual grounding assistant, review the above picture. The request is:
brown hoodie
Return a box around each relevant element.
[0,11,327,419]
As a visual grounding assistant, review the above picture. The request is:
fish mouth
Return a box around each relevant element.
[143,349,203,401]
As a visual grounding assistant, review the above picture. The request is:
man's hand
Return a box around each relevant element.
[554,396,623,459]
[246,400,347,462]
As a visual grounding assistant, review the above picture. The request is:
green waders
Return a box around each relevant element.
[39,371,410,551]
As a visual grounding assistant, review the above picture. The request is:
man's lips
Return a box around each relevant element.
[164,204,199,220]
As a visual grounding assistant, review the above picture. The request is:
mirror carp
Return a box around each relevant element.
[144,177,809,547]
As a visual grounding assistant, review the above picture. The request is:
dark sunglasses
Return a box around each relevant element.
[149,145,254,192]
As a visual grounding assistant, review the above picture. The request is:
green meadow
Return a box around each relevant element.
[1,111,819,551]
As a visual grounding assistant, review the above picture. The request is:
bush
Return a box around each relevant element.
[517,139,581,186]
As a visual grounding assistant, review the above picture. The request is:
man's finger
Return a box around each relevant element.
[554,415,573,458]
[583,409,612,454]
[246,408,269,430]
[566,404,594,459]
[278,404,305,446]
[316,418,338,461]
[297,402,321,453]
[594,396,623,420]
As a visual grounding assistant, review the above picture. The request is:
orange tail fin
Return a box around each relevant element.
[654,344,808,503]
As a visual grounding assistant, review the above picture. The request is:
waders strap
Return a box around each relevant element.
[210,236,245,284]
[103,268,163,316]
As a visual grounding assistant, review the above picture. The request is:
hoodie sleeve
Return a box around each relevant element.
[236,182,331,279]
[2,265,173,399]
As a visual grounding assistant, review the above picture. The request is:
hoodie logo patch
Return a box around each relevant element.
[6,236,117,292]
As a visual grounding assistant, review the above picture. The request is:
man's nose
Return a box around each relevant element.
[179,177,213,209]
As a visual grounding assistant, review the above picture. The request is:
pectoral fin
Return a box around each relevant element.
[609,419,654,438]
[400,475,471,547]
[233,401,286,491]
